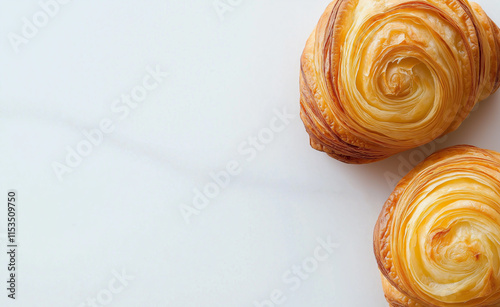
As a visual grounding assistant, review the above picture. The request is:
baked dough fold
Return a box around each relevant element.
[374,145,500,306]
[300,0,500,163]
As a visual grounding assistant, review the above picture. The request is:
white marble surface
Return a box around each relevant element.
[1,0,500,306]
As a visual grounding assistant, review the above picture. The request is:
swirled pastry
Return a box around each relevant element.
[300,0,500,163]
[374,145,500,306]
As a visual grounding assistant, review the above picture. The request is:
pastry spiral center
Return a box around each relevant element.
[381,58,422,98]
[430,223,484,266]
[339,6,469,146]
[387,69,412,97]
[395,174,500,304]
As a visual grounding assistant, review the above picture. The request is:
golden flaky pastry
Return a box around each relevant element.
[300,0,500,163]
[374,145,500,306]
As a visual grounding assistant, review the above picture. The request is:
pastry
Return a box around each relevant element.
[374,145,500,306]
[300,0,500,163]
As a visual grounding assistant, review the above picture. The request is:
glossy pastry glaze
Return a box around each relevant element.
[300,0,500,163]
[374,145,500,306]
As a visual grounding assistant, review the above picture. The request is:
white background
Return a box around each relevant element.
[0,0,499,306]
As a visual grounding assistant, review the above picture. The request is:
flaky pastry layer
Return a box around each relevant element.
[374,145,500,306]
[300,0,500,163]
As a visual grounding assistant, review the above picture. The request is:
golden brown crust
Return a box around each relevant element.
[300,1,500,163]
[374,145,500,306]
[381,273,425,307]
